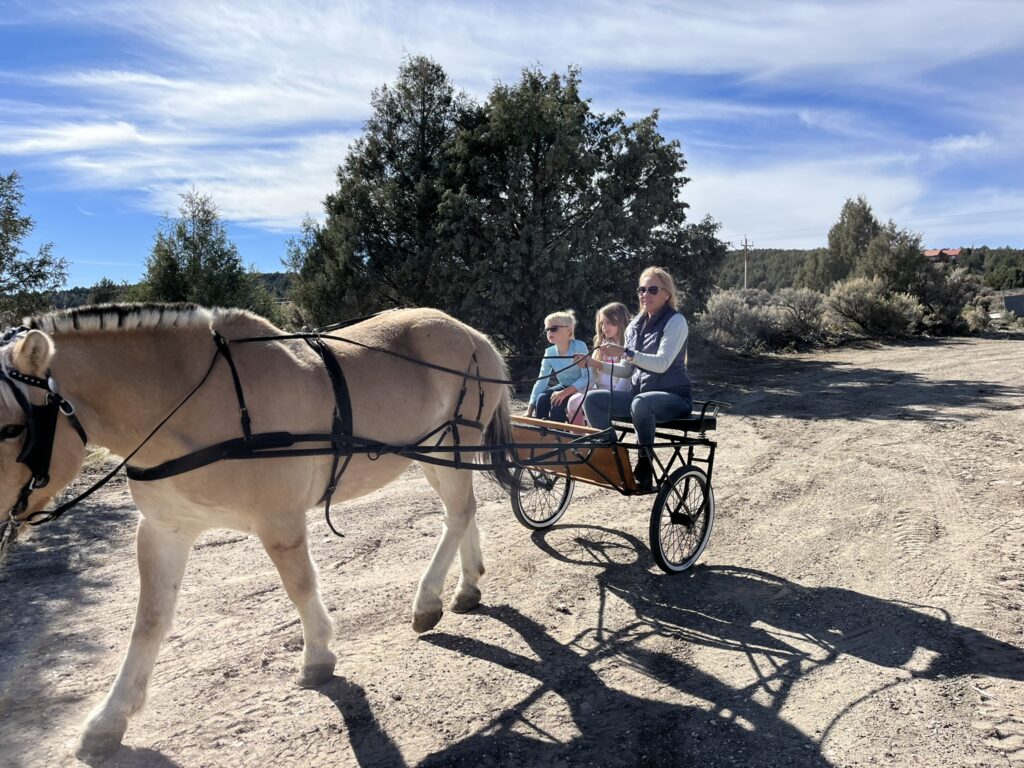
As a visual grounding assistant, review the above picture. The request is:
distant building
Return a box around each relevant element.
[923,248,961,263]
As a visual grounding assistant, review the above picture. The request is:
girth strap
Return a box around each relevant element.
[212,330,252,440]
[303,336,354,521]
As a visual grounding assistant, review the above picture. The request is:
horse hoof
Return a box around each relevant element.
[412,608,443,633]
[75,729,124,760]
[450,588,481,614]
[296,663,335,689]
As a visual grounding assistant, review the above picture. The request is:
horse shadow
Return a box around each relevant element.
[408,523,1022,767]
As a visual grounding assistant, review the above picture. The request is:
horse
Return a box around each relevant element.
[0,303,517,758]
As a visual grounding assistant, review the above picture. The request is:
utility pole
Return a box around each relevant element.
[742,236,752,290]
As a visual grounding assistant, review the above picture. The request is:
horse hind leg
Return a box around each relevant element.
[415,463,483,633]
[77,518,198,758]
[257,519,336,688]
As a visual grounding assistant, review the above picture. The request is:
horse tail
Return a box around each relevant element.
[482,385,520,493]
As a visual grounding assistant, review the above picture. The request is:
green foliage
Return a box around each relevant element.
[799,196,880,290]
[857,221,926,294]
[287,56,471,326]
[0,170,68,324]
[86,277,130,304]
[716,248,823,292]
[697,290,777,351]
[140,189,281,322]
[441,65,703,358]
[772,287,826,340]
[960,303,990,333]
[288,58,726,366]
[697,287,827,351]
[827,277,922,337]
[915,265,981,333]
[960,246,1024,289]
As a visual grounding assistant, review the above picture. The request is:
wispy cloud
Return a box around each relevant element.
[930,132,994,155]
[3,0,1024,254]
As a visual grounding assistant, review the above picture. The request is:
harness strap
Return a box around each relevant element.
[212,331,252,440]
[302,336,354,522]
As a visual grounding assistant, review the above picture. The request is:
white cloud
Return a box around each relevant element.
[685,155,924,248]
[4,0,1024,246]
[930,132,994,155]
[56,132,358,230]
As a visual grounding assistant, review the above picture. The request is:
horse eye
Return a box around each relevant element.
[0,424,26,440]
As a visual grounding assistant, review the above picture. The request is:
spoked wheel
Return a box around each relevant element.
[649,466,715,573]
[510,466,575,529]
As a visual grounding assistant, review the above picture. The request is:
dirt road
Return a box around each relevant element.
[1,335,1022,767]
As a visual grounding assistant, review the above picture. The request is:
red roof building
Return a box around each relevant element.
[923,248,961,262]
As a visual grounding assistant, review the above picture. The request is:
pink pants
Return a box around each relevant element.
[565,391,588,425]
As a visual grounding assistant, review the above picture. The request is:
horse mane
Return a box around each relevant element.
[26,303,257,335]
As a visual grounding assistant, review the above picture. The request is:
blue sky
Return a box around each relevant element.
[3,0,1024,288]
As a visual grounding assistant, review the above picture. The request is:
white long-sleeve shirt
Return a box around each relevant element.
[595,314,688,380]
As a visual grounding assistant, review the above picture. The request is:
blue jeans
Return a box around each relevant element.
[535,385,569,422]
[583,389,692,448]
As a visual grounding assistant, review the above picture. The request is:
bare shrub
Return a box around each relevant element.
[771,288,826,340]
[827,277,923,337]
[697,290,778,350]
[960,304,990,333]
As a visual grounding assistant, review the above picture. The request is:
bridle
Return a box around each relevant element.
[0,327,88,556]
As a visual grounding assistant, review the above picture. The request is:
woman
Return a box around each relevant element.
[581,267,692,490]
[526,309,591,423]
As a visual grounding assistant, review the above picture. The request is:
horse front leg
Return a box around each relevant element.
[257,519,336,688]
[415,464,482,632]
[77,518,197,758]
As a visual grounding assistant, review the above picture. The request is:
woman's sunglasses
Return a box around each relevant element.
[636,285,661,295]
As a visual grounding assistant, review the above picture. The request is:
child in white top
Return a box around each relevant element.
[566,302,632,425]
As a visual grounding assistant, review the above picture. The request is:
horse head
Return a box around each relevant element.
[0,328,88,560]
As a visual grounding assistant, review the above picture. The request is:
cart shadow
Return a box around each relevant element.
[413,524,1023,766]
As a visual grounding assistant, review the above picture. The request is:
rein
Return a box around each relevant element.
[1,312,607,541]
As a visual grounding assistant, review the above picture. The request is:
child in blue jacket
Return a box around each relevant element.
[526,309,591,423]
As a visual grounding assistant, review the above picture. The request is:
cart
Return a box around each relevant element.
[509,401,725,573]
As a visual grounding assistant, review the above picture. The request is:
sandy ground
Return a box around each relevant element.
[1,335,1022,768]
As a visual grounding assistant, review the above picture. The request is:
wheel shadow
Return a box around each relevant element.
[415,523,1022,767]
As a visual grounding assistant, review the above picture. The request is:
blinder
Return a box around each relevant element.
[1,327,88,543]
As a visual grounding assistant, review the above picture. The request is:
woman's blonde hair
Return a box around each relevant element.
[639,266,679,310]
[592,302,630,362]
[544,309,577,337]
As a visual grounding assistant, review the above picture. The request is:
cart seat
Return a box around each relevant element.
[613,415,716,433]
[659,415,716,432]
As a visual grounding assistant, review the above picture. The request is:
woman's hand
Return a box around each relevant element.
[551,386,576,406]
[573,353,589,369]
[526,404,535,418]
[601,342,626,357]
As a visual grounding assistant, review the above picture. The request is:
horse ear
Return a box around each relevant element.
[12,330,55,377]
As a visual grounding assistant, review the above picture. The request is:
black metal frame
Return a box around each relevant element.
[509,399,724,496]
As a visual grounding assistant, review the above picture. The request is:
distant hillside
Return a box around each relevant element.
[51,272,294,309]
[715,248,824,291]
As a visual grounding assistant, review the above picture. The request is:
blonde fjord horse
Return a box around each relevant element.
[0,304,516,757]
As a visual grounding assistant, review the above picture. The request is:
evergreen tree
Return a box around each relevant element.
[440,66,714,359]
[857,221,926,294]
[288,55,471,325]
[799,196,880,290]
[142,189,279,319]
[0,170,68,323]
